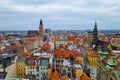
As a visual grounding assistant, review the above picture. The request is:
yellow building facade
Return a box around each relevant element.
[87,52,97,66]
[88,56,97,66]
[16,56,26,78]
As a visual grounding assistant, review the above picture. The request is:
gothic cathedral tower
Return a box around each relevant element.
[93,22,98,46]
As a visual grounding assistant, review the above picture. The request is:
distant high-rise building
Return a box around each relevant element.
[39,19,44,40]
[93,22,98,45]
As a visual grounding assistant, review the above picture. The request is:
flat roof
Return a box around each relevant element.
[74,64,82,68]
[63,59,70,66]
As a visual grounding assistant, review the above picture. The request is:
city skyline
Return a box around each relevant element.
[0,0,120,30]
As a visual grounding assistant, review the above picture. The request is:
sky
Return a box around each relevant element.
[0,0,120,30]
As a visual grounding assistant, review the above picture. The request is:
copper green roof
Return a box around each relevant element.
[105,65,113,71]
[105,58,117,71]
[108,58,117,66]
[98,49,109,55]
[113,70,120,80]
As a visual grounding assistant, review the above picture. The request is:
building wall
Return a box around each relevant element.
[39,66,48,80]
[30,43,34,51]
[33,40,39,49]
[97,62,111,80]
[77,56,84,64]
[87,32,93,45]
[62,66,73,77]
[26,66,36,80]
[88,56,97,66]
[36,66,48,80]
[75,68,83,79]
[48,68,51,80]
[26,66,36,75]
[53,58,63,73]
[55,40,67,49]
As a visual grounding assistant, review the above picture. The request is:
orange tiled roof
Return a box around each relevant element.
[117,56,120,59]
[99,34,106,41]
[54,49,81,59]
[102,58,108,63]
[63,50,80,59]
[82,45,90,52]
[61,75,69,80]
[41,43,51,52]
[82,45,97,57]
[109,35,120,39]
[114,67,120,71]
[81,36,88,41]
[24,52,34,56]
[54,49,64,58]
[4,45,24,52]
[80,73,92,80]
[117,61,120,66]
[51,70,60,80]
[67,34,76,41]
[89,51,97,57]
[0,49,3,53]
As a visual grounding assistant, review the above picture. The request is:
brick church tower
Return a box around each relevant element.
[39,19,44,39]
[39,19,44,46]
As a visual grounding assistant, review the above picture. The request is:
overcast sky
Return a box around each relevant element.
[0,0,120,30]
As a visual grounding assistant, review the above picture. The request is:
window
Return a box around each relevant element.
[30,71,32,75]
[36,67,39,71]
[30,66,32,69]
[37,74,39,77]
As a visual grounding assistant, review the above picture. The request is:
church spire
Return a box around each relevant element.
[94,21,97,30]
[39,19,44,39]
[40,19,43,25]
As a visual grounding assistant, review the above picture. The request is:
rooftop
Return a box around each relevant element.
[63,59,70,66]
[74,64,82,69]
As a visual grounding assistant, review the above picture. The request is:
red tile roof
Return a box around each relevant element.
[24,52,34,56]
[82,45,97,57]
[61,75,69,80]
[4,45,24,53]
[54,49,81,59]
[80,73,92,80]
[51,70,60,80]
[26,57,36,66]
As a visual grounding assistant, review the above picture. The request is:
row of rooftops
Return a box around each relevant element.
[96,43,120,79]
[0,53,17,59]
[17,52,53,66]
